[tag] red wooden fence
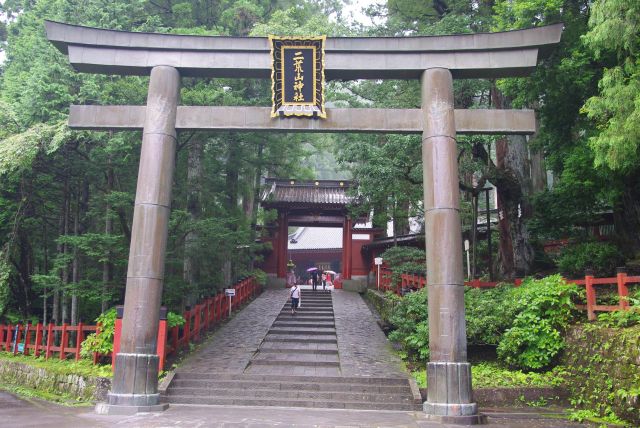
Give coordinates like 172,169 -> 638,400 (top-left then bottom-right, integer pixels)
0,322 -> 97,361
375,266 -> 638,320
0,276 -> 261,371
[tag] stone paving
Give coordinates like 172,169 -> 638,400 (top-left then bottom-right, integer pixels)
0,391 -> 593,427
176,287 -> 409,379
333,290 -> 408,378
177,288 -> 288,374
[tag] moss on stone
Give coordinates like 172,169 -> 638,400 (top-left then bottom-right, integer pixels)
561,324 -> 640,425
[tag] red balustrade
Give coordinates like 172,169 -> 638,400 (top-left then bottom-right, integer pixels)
1,276 -> 262,372
376,267 -> 638,319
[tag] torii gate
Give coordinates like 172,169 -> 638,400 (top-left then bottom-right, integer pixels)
46,21 -> 561,422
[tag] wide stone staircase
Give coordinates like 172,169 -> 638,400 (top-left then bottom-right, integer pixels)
163,290 -> 422,410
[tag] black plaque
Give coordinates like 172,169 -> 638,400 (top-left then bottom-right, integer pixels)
270,36 -> 326,118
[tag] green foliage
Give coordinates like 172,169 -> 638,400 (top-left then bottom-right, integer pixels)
80,308 -> 116,357
464,285 -> 519,346
597,306 -> 640,328
582,0 -> 640,172
0,351 -> 112,378
379,247 -> 426,285
167,311 -> 186,328
386,274 -> 580,370
556,241 -> 625,278
388,288 -> 429,361
497,275 -> 580,370
563,324 -> 640,426
412,361 -> 566,389
81,308 -> 185,357
0,255 -> 11,318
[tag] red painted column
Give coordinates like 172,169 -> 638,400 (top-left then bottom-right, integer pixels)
342,217 -> 353,280
277,211 -> 288,279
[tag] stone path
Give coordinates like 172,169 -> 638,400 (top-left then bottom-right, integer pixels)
177,289 -> 287,374
334,290 -> 407,378
175,287 -> 409,379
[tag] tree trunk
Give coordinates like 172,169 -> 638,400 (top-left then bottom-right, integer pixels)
70,189 -> 80,325
530,115 -> 547,193
184,138 -> 204,303
492,85 -> 535,279
101,162 -> 114,313
61,182 -> 70,324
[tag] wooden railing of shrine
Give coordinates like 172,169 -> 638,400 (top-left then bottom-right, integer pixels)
375,266 -> 638,321
0,276 -> 261,371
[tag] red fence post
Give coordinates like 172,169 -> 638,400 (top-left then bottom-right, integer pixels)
59,323 -> 68,360
617,267 -> 630,310
34,322 -> 43,357
184,307 -> 191,346
156,306 -> 168,372
585,270 -> 596,321
45,323 -> 54,359
74,322 -> 83,361
23,323 -> 31,356
112,306 -> 123,371
194,305 -> 201,341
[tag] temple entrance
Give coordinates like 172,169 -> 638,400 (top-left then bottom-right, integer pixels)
45,20 -> 562,421
259,179 -> 376,291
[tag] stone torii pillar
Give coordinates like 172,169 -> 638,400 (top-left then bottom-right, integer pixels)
421,68 -> 482,423
100,65 -> 180,413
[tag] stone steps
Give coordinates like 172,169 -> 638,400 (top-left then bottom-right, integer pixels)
273,321 -> 335,328
163,395 -> 420,411
257,347 -> 338,355
165,387 -> 415,403
173,373 -> 411,385
263,336 -> 337,344
163,290 -> 422,411
168,378 -> 413,393
268,328 -> 336,335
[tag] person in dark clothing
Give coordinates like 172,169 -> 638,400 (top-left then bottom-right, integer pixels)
311,269 -> 319,291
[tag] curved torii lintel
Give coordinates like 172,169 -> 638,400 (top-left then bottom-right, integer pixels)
45,20 -> 563,79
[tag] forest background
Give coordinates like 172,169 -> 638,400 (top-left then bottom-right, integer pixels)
0,0 -> 638,326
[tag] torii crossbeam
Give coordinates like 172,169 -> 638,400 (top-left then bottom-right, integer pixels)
46,20 -> 562,423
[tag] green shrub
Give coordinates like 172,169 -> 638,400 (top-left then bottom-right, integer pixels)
388,288 -> 429,361
380,247 -> 426,285
497,275 -> 580,370
556,241 -> 624,278
465,284 -> 519,346
81,308 -> 186,358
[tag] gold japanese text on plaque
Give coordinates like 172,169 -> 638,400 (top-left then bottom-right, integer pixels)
269,36 -> 326,118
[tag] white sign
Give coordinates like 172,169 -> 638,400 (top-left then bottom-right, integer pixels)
374,257 -> 383,265
224,289 -> 236,297
352,233 -> 370,240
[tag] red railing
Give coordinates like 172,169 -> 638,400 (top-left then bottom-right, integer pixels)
1,276 -> 261,372
0,322 -> 97,361
375,267 -> 638,320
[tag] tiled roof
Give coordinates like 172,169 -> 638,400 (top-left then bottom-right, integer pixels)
288,227 -> 342,250
261,179 -> 354,207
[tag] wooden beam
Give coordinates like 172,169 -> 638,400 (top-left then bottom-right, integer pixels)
69,106 -> 536,135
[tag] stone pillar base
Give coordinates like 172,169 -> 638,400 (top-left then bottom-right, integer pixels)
422,413 -> 487,425
109,353 -> 160,406
95,402 -> 168,415
424,362 -> 482,422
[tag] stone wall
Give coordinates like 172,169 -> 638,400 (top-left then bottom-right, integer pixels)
363,289 -> 397,327
561,324 -> 640,425
0,359 -> 110,402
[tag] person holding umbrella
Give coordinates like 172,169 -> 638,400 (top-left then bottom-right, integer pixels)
312,268 -> 320,292
323,270 -> 336,292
